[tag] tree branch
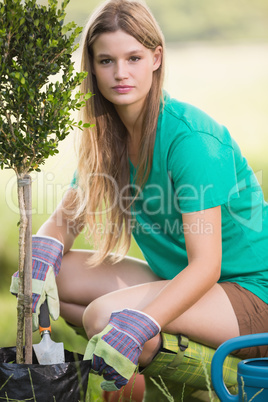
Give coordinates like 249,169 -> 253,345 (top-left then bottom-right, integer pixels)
5,111 -> 17,142
50,47 -> 67,65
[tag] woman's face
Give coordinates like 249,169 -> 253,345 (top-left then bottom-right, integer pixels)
92,29 -> 162,114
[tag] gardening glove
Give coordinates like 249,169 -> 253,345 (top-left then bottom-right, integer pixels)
10,235 -> 63,331
83,308 -> 160,392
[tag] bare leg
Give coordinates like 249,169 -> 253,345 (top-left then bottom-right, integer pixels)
82,281 -> 240,366
56,249 -> 161,326
57,249 -> 239,366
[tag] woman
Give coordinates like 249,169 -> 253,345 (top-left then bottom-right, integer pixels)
11,0 -> 268,392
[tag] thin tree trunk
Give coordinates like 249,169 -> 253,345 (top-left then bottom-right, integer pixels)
16,174 -> 31,364
24,175 -> 32,364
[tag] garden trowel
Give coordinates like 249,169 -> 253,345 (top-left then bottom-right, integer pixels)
33,300 -> 65,365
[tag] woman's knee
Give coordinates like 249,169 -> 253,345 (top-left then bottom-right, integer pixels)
82,297 -> 111,339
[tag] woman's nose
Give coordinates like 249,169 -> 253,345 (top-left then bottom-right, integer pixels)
114,60 -> 129,80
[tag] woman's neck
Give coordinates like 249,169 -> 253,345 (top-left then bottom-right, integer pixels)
114,103 -> 143,142
114,104 -> 144,167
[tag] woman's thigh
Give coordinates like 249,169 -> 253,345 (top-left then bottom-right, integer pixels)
83,280 -> 239,350
56,249 -> 161,306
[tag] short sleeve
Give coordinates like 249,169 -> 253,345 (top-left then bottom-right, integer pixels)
168,132 -> 239,213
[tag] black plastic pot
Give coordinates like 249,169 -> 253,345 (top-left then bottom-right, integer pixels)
0,347 -> 90,401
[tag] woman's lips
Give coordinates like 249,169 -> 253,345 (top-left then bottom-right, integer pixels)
112,85 -> 134,94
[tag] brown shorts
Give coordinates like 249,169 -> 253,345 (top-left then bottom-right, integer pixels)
220,282 -> 268,359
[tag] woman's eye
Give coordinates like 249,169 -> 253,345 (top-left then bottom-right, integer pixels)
129,56 -> 141,62
100,59 -> 112,65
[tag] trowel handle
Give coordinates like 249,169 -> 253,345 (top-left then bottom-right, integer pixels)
39,300 -> 51,334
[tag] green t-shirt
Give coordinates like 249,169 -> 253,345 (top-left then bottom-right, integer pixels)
71,92 -> 268,303
129,93 -> 268,303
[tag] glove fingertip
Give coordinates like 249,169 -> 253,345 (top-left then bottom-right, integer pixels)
50,312 -> 59,321
100,380 -> 120,392
46,299 -> 59,322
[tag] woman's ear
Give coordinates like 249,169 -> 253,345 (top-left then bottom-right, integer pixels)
152,46 -> 162,71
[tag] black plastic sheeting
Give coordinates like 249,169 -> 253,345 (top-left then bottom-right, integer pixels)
0,347 -> 90,401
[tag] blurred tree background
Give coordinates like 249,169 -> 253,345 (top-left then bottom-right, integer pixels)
0,0 -> 268,367
48,0 -> 268,43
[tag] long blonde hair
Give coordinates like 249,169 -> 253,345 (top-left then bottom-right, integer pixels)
75,0 -> 165,266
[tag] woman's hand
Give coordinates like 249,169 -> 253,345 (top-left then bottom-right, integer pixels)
83,309 -> 160,391
10,236 -> 63,331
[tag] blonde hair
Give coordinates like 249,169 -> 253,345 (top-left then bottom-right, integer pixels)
75,0 -> 165,266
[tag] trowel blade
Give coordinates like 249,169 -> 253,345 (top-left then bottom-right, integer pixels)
33,332 -> 65,365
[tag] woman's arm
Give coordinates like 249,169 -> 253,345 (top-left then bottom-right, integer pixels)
142,205 -> 222,328
37,187 -> 84,254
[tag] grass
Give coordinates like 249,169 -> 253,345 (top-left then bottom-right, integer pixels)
150,376 -> 177,401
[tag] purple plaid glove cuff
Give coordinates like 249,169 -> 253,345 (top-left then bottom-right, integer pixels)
108,309 -> 160,356
12,236 -> 63,281
32,235 -> 63,277
102,309 -> 160,366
